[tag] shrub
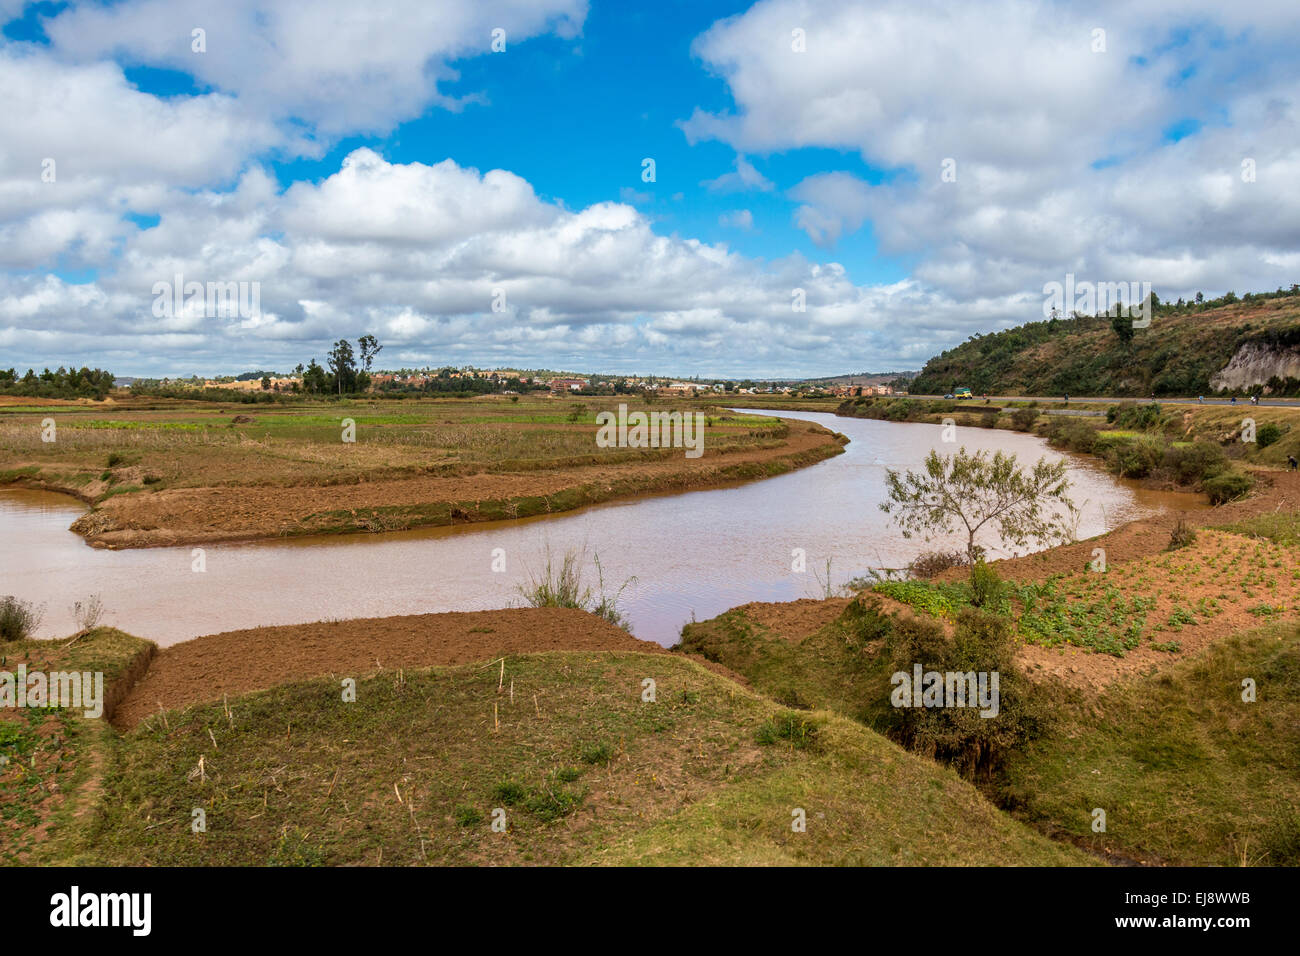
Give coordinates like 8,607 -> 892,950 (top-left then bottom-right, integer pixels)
1009,407 -> 1039,431
519,548 -> 586,609
105,452 -> 127,468
878,608 -> 1042,778
1163,441 -> 1229,486
1167,517 -> 1197,550
907,550 -> 968,579
1105,435 -> 1164,478
837,595 -> 894,646
1257,422 -> 1284,448
882,399 -> 917,421
70,594 -> 105,633
1204,469 -> 1254,505
517,546 -> 635,631
0,596 -> 42,643
968,559 -> 1004,609
1048,419 -> 1097,454
1109,402 -> 1166,430
872,580 -> 955,617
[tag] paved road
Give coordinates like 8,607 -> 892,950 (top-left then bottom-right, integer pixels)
911,394 -> 1300,408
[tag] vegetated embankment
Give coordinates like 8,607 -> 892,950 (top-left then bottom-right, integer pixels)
0,395 -> 847,549
3,613 -> 1090,867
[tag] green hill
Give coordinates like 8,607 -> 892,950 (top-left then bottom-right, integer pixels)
910,288 -> 1300,397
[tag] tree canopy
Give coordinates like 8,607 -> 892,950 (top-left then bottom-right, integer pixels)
880,447 -> 1077,563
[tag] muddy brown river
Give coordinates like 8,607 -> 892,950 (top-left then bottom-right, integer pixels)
0,409 -> 1203,646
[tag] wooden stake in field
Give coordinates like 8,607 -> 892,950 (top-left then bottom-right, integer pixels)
493,702 -> 499,733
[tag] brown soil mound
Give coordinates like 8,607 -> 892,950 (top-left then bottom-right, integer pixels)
113,607 -> 660,730
727,597 -> 853,641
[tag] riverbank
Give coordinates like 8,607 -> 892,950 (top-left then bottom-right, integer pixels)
666,422 -> 1300,867
835,394 -> 1300,497
0,395 -> 846,549
676,461 -> 1300,693
3,623 -> 1089,867
676,470 -> 1300,865
7,442 -> 1296,867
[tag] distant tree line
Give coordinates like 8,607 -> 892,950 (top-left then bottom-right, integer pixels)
375,367 -> 547,396
0,366 -> 115,399
295,334 -> 384,395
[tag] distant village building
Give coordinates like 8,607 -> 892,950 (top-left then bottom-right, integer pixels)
203,376 -> 299,392
548,378 -> 588,393
827,382 -> 894,398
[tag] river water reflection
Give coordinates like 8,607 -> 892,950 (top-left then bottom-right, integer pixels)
0,409 -> 1202,646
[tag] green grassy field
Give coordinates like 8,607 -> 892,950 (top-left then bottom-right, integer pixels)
3,633 -> 1088,866
0,395 -> 792,502
1002,622 -> 1300,865
0,629 -> 154,865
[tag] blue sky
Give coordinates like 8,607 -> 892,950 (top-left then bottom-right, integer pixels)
101,1 -> 907,286
1,0 -> 1298,378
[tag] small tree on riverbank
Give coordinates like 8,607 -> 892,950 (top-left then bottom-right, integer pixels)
880,447 -> 1077,566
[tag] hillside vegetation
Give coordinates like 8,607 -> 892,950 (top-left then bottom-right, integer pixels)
679,600 -> 1300,866
911,288 -> 1300,397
